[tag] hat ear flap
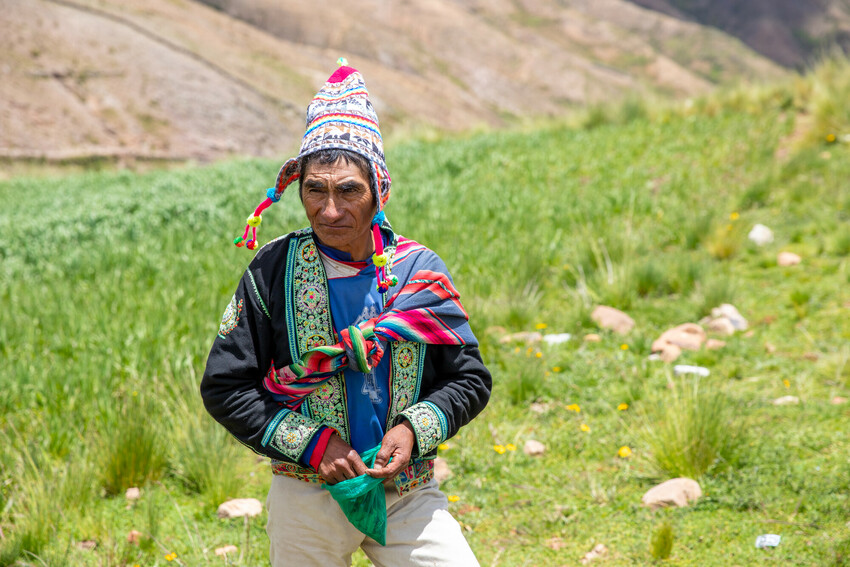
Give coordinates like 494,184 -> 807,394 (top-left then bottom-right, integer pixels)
274,157 -> 301,199
379,176 -> 391,207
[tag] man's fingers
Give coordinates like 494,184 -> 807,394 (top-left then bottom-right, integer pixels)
372,441 -> 396,469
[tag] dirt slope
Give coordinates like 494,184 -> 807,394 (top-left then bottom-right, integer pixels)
0,0 -> 787,164
627,0 -> 850,68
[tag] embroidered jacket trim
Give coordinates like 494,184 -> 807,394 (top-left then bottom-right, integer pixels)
398,401 -> 448,457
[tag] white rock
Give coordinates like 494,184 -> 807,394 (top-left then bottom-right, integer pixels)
215,545 -> 238,556
673,365 -> 710,377
748,224 -> 774,246
777,251 -> 802,266
217,498 -> 263,519
543,333 -> 572,345
705,339 -> 726,350
710,304 -> 748,331
125,487 -> 141,501
584,333 -> 602,343
523,440 -> 546,457
591,306 -> 635,334
772,395 -> 800,406
642,478 -> 702,509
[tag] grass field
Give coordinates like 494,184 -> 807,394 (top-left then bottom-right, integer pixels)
1,59 -> 849,566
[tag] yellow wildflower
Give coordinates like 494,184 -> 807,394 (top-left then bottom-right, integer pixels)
438,443 -> 450,451
783,379 -> 790,389
620,344 -> 629,350
580,423 -> 590,432
506,443 -> 517,451
826,133 -> 837,143
493,445 -> 506,454
617,446 -> 632,458
730,212 -> 740,221
536,323 -> 548,330
617,403 -> 629,411
448,495 -> 460,503
552,366 -> 562,372
535,351 -> 542,358
566,403 -> 580,413
514,346 -> 520,354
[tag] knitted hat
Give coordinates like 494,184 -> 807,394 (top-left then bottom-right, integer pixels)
235,59 -> 398,292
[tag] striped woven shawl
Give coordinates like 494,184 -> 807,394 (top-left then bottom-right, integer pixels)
264,269 -> 476,410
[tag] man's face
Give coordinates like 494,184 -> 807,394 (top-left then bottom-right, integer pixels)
301,158 -> 376,260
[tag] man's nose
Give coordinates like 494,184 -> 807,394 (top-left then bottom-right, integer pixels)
321,195 -> 344,221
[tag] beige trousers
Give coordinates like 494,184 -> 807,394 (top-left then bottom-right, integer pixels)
266,474 -> 480,567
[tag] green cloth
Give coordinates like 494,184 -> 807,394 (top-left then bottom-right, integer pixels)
322,445 -> 389,545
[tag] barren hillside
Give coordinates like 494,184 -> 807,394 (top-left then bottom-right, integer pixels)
0,0 -> 787,165
627,0 -> 850,68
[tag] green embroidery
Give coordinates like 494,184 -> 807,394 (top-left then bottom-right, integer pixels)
247,270 -> 270,319
267,411 -> 321,461
218,295 -> 243,338
304,376 -> 349,442
401,401 -> 448,456
286,233 -> 350,442
388,342 -> 424,421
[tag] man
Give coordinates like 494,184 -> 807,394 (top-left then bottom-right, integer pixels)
201,61 -> 492,567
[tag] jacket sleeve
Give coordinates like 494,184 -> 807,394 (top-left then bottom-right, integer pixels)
200,257 -> 327,465
395,344 -> 492,457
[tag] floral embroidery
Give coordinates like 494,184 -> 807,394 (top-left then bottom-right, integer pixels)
268,411 -> 321,461
400,401 -> 447,457
305,375 -> 350,443
218,295 -> 243,338
270,460 -> 323,483
393,458 -> 434,495
388,342 -> 424,419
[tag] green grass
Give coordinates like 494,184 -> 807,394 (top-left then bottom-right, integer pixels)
1,60 -> 850,565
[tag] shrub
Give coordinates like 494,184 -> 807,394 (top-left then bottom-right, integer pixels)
99,397 -> 168,496
650,520 -> 674,560
634,376 -> 741,478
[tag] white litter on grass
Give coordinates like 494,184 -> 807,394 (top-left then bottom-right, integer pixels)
673,365 -> 710,377
755,534 -> 781,548
748,224 -> 774,246
543,333 -> 572,345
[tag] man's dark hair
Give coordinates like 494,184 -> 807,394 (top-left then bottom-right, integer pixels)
299,148 -> 374,199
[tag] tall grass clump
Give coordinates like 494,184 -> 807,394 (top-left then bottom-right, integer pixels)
172,410 -> 247,509
650,520 -> 674,561
0,434 -> 97,565
696,274 -> 737,317
804,55 -> 850,145
99,396 -> 168,496
634,376 -> 741,478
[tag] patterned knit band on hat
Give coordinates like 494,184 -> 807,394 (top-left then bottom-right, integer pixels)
235,59 -> 397,292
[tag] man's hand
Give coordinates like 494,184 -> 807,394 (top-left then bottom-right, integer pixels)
366,421 -> 415,480
318,434 -> 368,485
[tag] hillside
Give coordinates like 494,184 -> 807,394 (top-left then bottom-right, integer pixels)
0,0 -> 786,167
628,0 -> 850,68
